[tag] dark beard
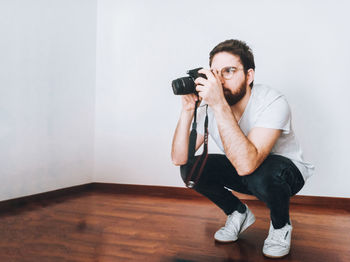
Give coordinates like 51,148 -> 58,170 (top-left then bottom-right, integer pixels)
223,79 -> 247,106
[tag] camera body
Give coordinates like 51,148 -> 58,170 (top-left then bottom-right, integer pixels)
172,67 -> 207,95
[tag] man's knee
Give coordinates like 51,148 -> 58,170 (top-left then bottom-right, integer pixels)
179,154 -> 224,184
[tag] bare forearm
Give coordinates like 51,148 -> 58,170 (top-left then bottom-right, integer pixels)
171,110 -> 194,165
213,104 -> 258,175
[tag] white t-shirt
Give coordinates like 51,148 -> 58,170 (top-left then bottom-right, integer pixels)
196,84 -> 314,182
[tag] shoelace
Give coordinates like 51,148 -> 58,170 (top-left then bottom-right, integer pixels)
265,227 -> 290,248
223,212 -> 245,235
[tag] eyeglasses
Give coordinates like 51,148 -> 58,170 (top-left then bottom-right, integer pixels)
215,66 -> 243,80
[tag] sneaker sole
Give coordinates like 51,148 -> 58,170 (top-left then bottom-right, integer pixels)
263,251 -> 290,259
215,210 -> 256,243
215,237 -> 239,243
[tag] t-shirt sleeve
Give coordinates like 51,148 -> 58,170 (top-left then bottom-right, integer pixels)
254,95 -> 291,134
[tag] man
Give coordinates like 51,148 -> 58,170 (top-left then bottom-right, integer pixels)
171,39 -> 314,258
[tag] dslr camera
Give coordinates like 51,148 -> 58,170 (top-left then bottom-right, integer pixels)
172,67 -> 207,95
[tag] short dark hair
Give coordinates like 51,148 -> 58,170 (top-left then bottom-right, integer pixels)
209,39 -> 255,87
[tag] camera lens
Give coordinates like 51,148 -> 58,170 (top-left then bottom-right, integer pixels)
172,77 -> 196,95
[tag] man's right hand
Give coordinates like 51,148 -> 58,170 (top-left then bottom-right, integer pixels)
172,93 -> 204,166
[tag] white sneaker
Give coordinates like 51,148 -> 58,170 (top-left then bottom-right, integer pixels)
214,204 -> 255,242
263,221 -> 292,258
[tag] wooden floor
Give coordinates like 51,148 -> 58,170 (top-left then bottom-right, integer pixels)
0,189 -> 349,262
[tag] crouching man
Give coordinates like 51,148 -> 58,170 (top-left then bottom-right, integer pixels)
171,39 -> 314,258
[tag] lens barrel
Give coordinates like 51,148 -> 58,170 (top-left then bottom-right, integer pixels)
171,77 -> 196,95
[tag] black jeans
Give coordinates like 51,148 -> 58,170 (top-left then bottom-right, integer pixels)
183,154 -> 305,229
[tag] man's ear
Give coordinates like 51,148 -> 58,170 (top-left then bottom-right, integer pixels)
247,69 -> 255,86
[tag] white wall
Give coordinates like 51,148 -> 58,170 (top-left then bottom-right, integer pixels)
0,0 -> 97,201
1,0 -> 349,201
95,0 -> 350,197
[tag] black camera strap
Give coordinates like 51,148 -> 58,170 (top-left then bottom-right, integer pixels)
180,101 -> 209,188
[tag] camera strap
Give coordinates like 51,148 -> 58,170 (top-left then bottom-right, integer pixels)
180,101 -> 209,188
